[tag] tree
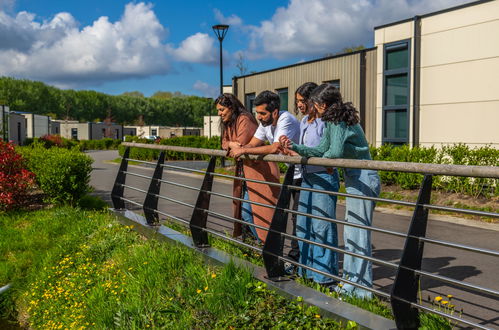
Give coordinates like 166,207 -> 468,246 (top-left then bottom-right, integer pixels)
121,91 -> 144,98
151,91 -> 173,100
235,52 -> 248,76
324,45 -> 366,58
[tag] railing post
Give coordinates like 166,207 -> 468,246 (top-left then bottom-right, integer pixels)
190,156 -> 217,247
111,147 -> 130,209
263,164 -> 295,280
391,174 -> 433,329
143,151 -> 165,225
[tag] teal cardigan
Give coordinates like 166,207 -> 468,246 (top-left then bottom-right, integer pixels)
291,122 -> 372,160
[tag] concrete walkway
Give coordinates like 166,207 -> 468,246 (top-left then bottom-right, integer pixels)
88,150 -> 499,328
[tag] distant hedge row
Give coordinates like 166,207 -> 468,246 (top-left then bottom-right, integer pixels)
25,136 -> 121,151
120,137 -> 498,197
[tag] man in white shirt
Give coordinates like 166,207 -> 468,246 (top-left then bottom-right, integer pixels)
229,90 -> 300,158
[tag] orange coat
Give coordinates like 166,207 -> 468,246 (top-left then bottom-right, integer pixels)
222,112 -> 281,242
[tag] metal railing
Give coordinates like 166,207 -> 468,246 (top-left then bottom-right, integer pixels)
112,142 -> 499,329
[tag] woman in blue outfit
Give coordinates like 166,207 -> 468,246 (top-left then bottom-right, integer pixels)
280,83 -> 381,299
282,82 -> 340,287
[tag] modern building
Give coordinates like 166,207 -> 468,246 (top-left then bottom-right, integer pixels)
232,48 -> 378,144
21,113 -> 50,138
374,0 -> 498,148
231,0 -> 498,148
0,106 -> 26,145
203,116 -> 221,138
124,125 -> 161,139
57,121 -> 123,140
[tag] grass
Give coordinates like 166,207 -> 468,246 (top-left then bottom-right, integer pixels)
0,207 -> 345,329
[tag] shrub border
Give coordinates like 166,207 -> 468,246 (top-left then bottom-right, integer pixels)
111,208 -> 396,329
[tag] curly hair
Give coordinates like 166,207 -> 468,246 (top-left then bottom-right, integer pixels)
294,82 -> 318,115
254,90 -> 280,113
310,83 -> 359,126
214,93 -> 250,127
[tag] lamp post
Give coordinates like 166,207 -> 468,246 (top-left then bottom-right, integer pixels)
212,24 -> 229,166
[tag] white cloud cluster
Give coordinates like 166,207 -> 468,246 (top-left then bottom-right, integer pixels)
214,8 -> 243,27
0,2 -> 217,87
193,80 -> 218,98
247,0 -> 474,59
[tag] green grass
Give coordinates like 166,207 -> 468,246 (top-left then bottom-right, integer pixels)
0,207 -> 344,329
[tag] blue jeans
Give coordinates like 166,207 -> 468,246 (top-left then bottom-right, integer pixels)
341,168 -> 381,299
241,185 -> 260,242
296,170 -> 339,284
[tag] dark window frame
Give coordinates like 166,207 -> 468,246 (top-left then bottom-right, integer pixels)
276,87 -> 289,111
323,79 -> 341,91
245,93 -> 256,115
382,39 -> 411,145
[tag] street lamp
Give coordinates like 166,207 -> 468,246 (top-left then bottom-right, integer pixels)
212,24 -> 229,95
212,24 -> 229,166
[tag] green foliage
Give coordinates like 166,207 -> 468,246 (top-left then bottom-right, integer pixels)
0,77 -> 216,126
118,135 -> 221,162
18,145 -> 93,205
371,144 -> 498,197
0,207 -> 343,329
25,136 -> 120,151
77,195 -> 108,210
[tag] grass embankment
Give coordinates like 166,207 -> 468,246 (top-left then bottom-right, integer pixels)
0,207 -> 344,329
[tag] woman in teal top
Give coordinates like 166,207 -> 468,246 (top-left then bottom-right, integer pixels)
280,83 -> 380,299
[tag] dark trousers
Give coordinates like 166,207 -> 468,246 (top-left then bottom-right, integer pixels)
288,178 -> 302,262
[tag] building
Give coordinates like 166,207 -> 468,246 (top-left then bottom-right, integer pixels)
57,121 -> 123,140
232,48 -> 378,144
0,106 -> 26,145
374,0 -> 498,148
20,113 -> 50,138
124,125 -> 161,139
231,0 -> 498,148
203,116 -> 221,138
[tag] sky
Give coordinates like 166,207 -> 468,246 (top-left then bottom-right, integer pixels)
0,0 -> 474,98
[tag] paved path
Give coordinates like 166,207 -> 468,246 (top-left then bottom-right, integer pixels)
88,150 -> 499,328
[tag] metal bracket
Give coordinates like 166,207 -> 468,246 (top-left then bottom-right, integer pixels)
263,164 -> 295,280
190,156 -> 217,247
143,151 -> 165,225
111,147 -> 130,209
391,174 -> 433,329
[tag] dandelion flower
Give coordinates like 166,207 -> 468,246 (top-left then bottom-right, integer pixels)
211,273 -> 217,279
315,314 -> 321,318
204,286 -> 208,291
447,294 -> 453,299
435,296 -> 443,302
442,301 -> 448,305
196,289 -> 202,294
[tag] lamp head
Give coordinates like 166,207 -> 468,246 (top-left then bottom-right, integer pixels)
212,24 -> 229,41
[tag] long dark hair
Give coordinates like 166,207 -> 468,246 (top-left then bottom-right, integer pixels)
310,83 -> 359,126
294,82 -> 318,115
214,93 -> 249,127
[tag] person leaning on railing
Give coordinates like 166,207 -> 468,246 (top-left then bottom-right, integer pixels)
216,93 -> 280,244
281,82 -> 341,287
280,83 -> 381,299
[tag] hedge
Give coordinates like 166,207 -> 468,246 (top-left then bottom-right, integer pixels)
25,135 -> 121,151
18,145 -> 93,204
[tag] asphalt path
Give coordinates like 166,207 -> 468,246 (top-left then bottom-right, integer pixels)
88,150 -> 499,328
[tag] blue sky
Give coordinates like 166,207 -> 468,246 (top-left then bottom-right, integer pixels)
0,0 -> 472,97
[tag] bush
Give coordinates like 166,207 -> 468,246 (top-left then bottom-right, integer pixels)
0,140 -> 35,210
77,195 -> 108,210
18,146 -> 93,205
25,136 -> 121,151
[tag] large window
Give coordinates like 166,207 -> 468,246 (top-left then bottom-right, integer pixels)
383,41 -> 410,145
323,79 -> 340,91
245,93 -> 256,114
276,88 -> 288,111
71,128 -> 78,140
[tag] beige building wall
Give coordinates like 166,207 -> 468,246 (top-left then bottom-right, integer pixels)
234,49 -> 377,144
375,1 -> 499,148
418,0 -> 499,148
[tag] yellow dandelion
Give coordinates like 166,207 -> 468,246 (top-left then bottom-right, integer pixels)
447,294 -> 453,299
442,301 -> 448,305
315,314 -> 321,318
434,296 -> 443,302
196,289 -> 202,294
204,286 -> 209,291
449,304 -> 455,308
211,273 -> 217,279
143,262 -> 148,265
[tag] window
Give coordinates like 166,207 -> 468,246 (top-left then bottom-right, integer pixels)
115,129 -> 119,139
151,129 -> 157,136
55,127 -> 59,134
102,128 -> 106,137
71,128 -> 78,140
383,40 -> 410,145
245,93 -> 256,114
276,88 -> 288,111
323,79 -> 340,91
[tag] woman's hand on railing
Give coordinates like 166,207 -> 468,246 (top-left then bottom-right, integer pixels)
227,141 -> 242,150
279,135 -> 292,149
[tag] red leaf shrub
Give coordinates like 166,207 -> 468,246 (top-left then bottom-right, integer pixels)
40,134 -> 64,148
0,139 -> 36,210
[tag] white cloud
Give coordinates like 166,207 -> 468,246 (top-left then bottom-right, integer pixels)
213,8 -> 243,26
0,2 -> 219,87
193,80 -> 218,98
247,0 -> 474,59
168,32 -> 216,64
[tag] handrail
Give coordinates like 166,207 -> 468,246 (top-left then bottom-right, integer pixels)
121,142 -> 499,178
112,145 -> 499,329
